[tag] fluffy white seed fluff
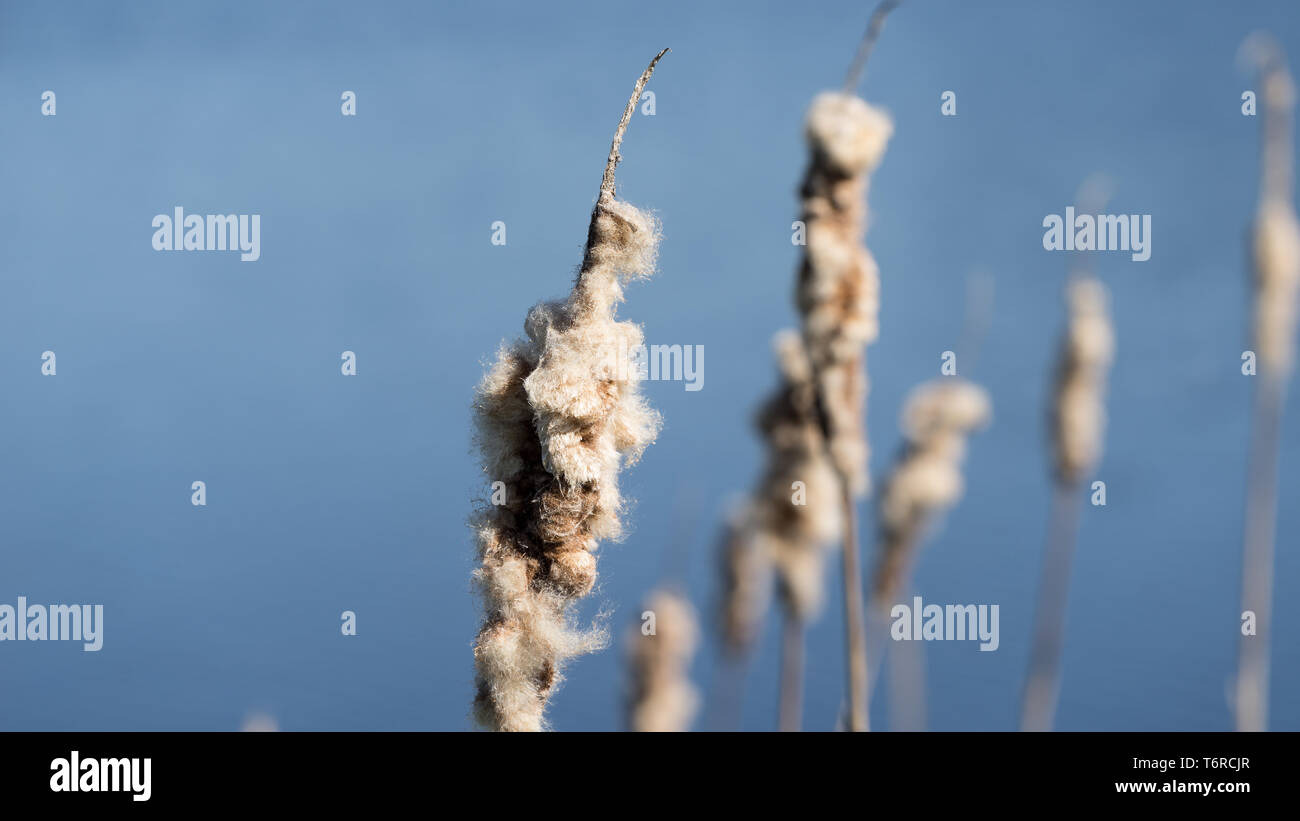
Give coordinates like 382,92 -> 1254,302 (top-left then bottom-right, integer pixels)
1253,200 -> 1300,377
627,589 -> 700,732
797,91 -> 893,497
1050,277 -> 1115,486
874,380 -> 991,604
471,196 -> 661,732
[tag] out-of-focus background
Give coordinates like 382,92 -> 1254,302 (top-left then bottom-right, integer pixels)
0,0 -> 1297,731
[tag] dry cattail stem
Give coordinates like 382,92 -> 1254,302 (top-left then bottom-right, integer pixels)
778,615 -> 806,732
470,50 -> 668,732
628,589 -> 700,732
1021,271 -> 1114,732
709,507 -> 771,730
1237,35 -> 1299,733
843,0 -> 901,93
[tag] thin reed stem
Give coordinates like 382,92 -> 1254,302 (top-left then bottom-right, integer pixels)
1020,482 -> 1083,732
601,48 -> 669,200
888,609 -> 927,731
1234,32 -> 1296,734
844,0 -> 902,93
840,480 -> 870,731
1236,373 -> 1284,731
707,655 -> 749,731
778,616 -> 806,731
864,532 -> 914,714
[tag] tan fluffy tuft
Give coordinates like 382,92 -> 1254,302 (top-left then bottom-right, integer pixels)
627,589 -> 700,732
874,380 -> 991,605
471,194 -> 660,731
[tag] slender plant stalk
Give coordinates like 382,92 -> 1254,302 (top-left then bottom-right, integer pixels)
1236,34 -> 1298,732
839,481 -> 869,730
1020,482 -> 1083,732
844,0 -> 901,92
1019,202 -> 1114,731
778,616 -> 806,731
1236,375 -> 1283,731
887,600 -> 927,731
711,504 -> 771,730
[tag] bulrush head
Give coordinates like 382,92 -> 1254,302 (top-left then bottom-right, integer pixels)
627,589 -> 700,732
754,331 -> 843,623
1050,277 -> 1115,487
796,91 -> 892,496
874,379 -> 991,606
470,50 -> 668,731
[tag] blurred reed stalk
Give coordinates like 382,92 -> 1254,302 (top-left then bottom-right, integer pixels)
627,588 -> 700,732
711,502 -> 773,730
1236,34 -> 1300,733
1020,184 -> 1115,732
469,49 -> 668,731
869,381 -> 992,733
719,332 -> 842,731
870,379 -> 992,620
868,272 -> 994,730
792,0 -> 899,731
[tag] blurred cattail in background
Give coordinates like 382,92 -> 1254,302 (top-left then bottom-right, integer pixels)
469,50 -> 668,732
871,380 -> 992,609
239,712 -> 279,732
1236,33 -> 1299,733
730,331 -> 842,730
627,589 -> 700,732
710,501 -> 772,731
792,0 -> 898,731
1021,190 -> 1115,731
718,503 -> 774,660
870,378 -> 990,730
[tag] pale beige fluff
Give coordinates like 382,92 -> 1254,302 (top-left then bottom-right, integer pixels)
750,331 -> 843,623
470,48 -> 667,732
627,589 -> 700,732
471,195 -> 661,732
874,380 -> 991,604
1050,278 -> 1115,486
796,92 -> 892,496
1253,200 -> 1300,377
719,502 -> 774,655
806,92 -> 892,178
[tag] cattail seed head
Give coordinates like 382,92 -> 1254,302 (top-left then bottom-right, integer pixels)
796,92 -> 892,497
874,379 -> 991,604
1050,277 -> 1114,486
470,52 -> 667,731
1253,192 -> 1300,379
755,331 -> 843,623
627,589 -> 700,732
